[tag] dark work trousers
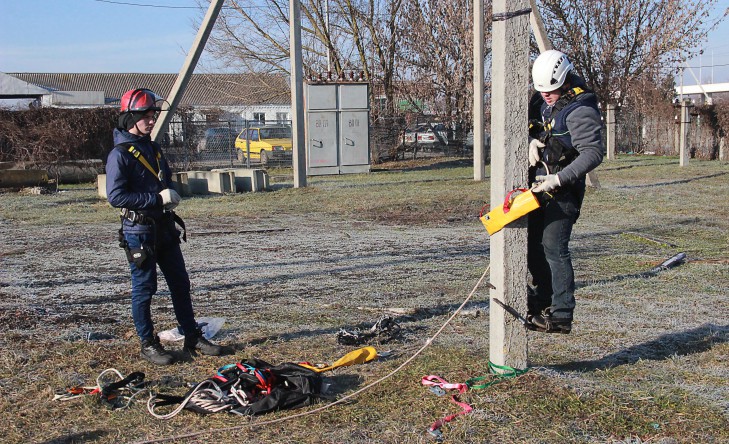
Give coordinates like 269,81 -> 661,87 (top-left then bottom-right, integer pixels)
527,186 -> 583,321
124,224 -> 197,341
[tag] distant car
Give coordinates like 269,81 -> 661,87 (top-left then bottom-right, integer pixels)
235,125 -> 293,164
197,127 -> 237,153
403,123 -> 450,146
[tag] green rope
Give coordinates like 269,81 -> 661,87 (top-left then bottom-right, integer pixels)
465,361 -> 529,390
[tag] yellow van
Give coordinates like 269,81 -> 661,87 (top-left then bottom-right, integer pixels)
235,125 -> 293,164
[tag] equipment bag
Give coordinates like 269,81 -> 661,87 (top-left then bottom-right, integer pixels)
148,358 -> 330,419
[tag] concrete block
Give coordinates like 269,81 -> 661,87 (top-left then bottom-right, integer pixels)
97,174 -> 107,198
212,168 -> 269,192
171,172 -> 190,197
0,169 -> 49,188
186,170 -> 235,195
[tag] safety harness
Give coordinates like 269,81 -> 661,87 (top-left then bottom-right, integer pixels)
538,86 -> 586,174
126,145 -> 164,182
421,361 -> 529,441
116,144 -> 187,261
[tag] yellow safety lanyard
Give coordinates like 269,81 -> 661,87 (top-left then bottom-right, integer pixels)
127,145 -> 164,183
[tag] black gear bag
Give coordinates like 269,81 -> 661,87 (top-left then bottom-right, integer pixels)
148,358 -> 331,419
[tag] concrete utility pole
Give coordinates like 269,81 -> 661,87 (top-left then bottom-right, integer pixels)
152,0 -> 224,143
606,104 -> 616,160
489,0 -> 531,371
529,0 -> 550,52
473,0 -> 485,181
290,0 -> 307,187
679,99 -> 691,167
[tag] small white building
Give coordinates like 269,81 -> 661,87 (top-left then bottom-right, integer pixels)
0,72 -> 292,124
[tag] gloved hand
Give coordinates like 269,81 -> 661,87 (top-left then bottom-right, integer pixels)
532,174 -> 561,193
528,138 -> 545,166
159,188 -> 181,210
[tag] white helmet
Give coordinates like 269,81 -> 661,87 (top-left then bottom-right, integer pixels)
532,50 -> 574,92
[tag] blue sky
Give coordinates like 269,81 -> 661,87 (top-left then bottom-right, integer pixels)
1,0 -> 728,85
0,0 -> 206,73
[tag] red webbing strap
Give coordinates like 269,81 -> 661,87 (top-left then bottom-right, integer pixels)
427,394 -> 473,435
421,375 -> 472,438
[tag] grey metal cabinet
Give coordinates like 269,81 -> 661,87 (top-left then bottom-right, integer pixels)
305,82 -> 370,175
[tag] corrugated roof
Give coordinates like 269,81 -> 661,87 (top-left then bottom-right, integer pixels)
6,73 -> 290,107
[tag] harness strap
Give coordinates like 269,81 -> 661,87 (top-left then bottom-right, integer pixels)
127,145 -> 163,182
427,394 -> 473,440
421,375 -> 468,394
120,208 -> 155,225
53,368 -> 148,410
173,212 -> 187,242
421,375 -> 472,440
545,86 -> 586,128
423,362 -> 529,439
101,371 -> 145,396
465,361 -> 529,390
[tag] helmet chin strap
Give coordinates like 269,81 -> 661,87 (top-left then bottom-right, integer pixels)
130,119 -> 148,136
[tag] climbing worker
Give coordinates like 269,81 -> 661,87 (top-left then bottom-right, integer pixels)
526,50 -> 604,333
106,88 -> 229,364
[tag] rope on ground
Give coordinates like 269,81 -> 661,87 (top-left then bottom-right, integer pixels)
133,264 -> 491,444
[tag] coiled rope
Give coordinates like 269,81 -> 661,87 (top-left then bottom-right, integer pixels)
134,264 -> 491,444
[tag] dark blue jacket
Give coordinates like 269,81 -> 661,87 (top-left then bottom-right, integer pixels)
106,128 -> 174,233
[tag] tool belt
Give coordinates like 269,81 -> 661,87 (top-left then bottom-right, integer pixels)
117,209 -> 187,258
120,208 -> 156,225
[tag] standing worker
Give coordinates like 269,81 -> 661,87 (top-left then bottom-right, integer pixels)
106,88 -> 228,365
526,51 -> 604,333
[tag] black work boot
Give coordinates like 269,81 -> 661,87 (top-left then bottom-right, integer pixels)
141,337 -> 175,365
183,329 -> 227,356
530,309 -> 572,334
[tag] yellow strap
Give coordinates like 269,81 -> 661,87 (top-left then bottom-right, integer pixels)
127,146 -> 161,180
299,346 -> 378,373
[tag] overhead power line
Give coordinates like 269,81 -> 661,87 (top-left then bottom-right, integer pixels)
93,0 -> 201,8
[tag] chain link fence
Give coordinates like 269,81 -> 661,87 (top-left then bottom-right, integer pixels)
162,116 -> 478,173
163,120 -> 295,171
370,116 -> 476,163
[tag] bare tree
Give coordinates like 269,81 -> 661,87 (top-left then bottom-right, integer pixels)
203,0 -> 405,117
398,0 -> 490,129
335,0 -> 404,119
537,0 -> 724,107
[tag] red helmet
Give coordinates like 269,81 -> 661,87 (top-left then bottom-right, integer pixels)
120,88 -> 163,112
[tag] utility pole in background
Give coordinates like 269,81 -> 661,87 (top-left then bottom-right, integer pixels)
473,0 -> 485,181
290,0 -> 307,187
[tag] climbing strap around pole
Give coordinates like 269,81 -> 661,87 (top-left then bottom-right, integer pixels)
465,361 -> 529,390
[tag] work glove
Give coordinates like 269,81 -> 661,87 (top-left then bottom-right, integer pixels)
528,138 -> 545,167
532,174 -> 561,193
159,188 -> 181,210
